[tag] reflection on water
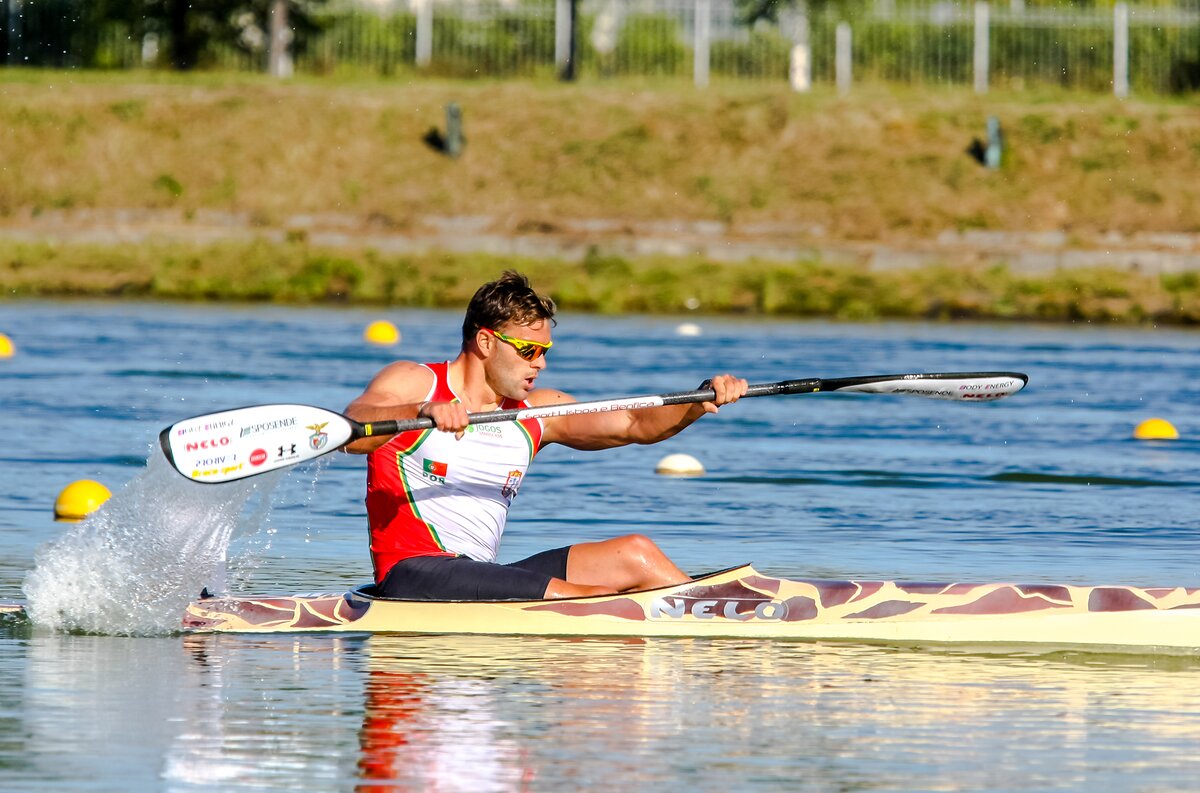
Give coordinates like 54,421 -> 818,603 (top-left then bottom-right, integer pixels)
5,634 -> 194,789
363,637 -> 1200,790
2,634 -> 1173,792
4,620 -> 1200,790
358,663 -> 531,792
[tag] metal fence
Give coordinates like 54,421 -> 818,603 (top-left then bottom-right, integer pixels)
290,0 -> 1200,93
838,2 -> 1200,93
284,0 -> 797,81
3,0 -> 1200,94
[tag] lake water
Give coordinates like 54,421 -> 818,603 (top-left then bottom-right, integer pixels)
2,300 -> 1200,791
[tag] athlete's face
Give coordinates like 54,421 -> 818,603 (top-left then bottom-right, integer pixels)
483,319 -> 551,400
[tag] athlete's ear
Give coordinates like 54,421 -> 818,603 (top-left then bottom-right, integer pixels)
475,327 -> 493,356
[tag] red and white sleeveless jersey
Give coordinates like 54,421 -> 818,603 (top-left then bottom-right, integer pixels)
366,362 -> 544,583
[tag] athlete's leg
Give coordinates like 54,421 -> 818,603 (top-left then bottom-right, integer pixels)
564,534 -> 690,592
542,579 -> 616,598
509,538 -> 689,598
381,555 -> 561,601
505,547 -> 618,599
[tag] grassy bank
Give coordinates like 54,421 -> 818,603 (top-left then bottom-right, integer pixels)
2,70 -> 1198,240
4,239 -> 1199,324
3,70 -> 1199,323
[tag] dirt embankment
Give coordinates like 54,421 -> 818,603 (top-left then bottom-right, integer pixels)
2,74 -> 1198,263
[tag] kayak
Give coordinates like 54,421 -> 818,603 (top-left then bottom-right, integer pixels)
177,564 -> 1200,651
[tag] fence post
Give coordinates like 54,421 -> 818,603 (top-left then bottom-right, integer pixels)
694,0 -> 711,88
835,22 -> 852,95
973,1 -> 989,94
1113,2 -> 1130,98
555,0 -> 571,75
268,0 -> 293,78
415,0 -> 433,68
789,12 -> 811,92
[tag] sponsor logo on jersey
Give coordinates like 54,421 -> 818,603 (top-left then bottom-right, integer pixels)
501,469 -> 523,500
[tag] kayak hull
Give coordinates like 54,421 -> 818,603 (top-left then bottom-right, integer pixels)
180,565 -> 1200,651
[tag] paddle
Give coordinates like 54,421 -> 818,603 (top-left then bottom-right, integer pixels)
161,371 -> 1028,484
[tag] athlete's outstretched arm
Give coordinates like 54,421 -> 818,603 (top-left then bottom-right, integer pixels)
537,374 -> 747,451
342,361 -> 436,454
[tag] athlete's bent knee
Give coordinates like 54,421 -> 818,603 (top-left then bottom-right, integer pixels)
617,533 -> 663,561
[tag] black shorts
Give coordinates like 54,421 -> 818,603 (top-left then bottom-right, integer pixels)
376,546 -> 571,601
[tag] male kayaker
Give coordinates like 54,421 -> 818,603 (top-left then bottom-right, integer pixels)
344,271 -> 747,601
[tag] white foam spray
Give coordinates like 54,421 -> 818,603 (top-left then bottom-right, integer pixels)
23,453 -> 280,636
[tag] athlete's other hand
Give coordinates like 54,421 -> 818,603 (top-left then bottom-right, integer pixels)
700,374 -> 748,414
419,401 -> 469,439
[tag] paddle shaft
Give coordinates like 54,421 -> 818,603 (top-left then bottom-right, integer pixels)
351,372 -> 1026,439
353,378 -> 807,438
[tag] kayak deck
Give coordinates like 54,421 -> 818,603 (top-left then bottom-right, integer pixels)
0,602 -> 25,619
181,565 -> 1200,650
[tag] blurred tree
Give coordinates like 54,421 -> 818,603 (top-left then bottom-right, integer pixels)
737,0 -> 795,24
2,0 -> 106,66
734,0 -> 845,25
97,0 -> 329,70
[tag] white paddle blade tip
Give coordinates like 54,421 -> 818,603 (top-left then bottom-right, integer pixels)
162,405 -> 355,483
839,373 -> 1028,401
948,373 -> 1028,401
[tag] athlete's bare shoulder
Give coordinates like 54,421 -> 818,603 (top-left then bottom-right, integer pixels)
371,359 -> 432,385
348,360 -> 436,412
525,387 -> 574,408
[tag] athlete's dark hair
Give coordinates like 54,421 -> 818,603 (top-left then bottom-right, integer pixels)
462,271 -> 556,349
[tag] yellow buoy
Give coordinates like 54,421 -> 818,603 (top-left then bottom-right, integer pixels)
1133,418 -> 1179,441
675,322 -> 703,337
0,333 -> 14,358
54,479 -> 112,522
364,320 -> 401,346
655,453 -> 705,477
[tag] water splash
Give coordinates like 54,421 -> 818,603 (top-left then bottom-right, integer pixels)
23,454 -> 279,636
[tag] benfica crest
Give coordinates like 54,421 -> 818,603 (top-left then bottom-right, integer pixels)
307,422 -> 329,451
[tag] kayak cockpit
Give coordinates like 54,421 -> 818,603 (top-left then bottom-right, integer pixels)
344,564 -> 759,605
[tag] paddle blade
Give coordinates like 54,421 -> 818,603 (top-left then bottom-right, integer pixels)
832,372 -> 1028,401
160,404 -> 356,484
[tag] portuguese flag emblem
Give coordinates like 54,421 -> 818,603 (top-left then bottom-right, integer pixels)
424,459 -> 448,477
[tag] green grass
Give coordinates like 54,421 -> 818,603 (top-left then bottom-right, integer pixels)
2,70 -> 1198,236
3,239 -> 1199,325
